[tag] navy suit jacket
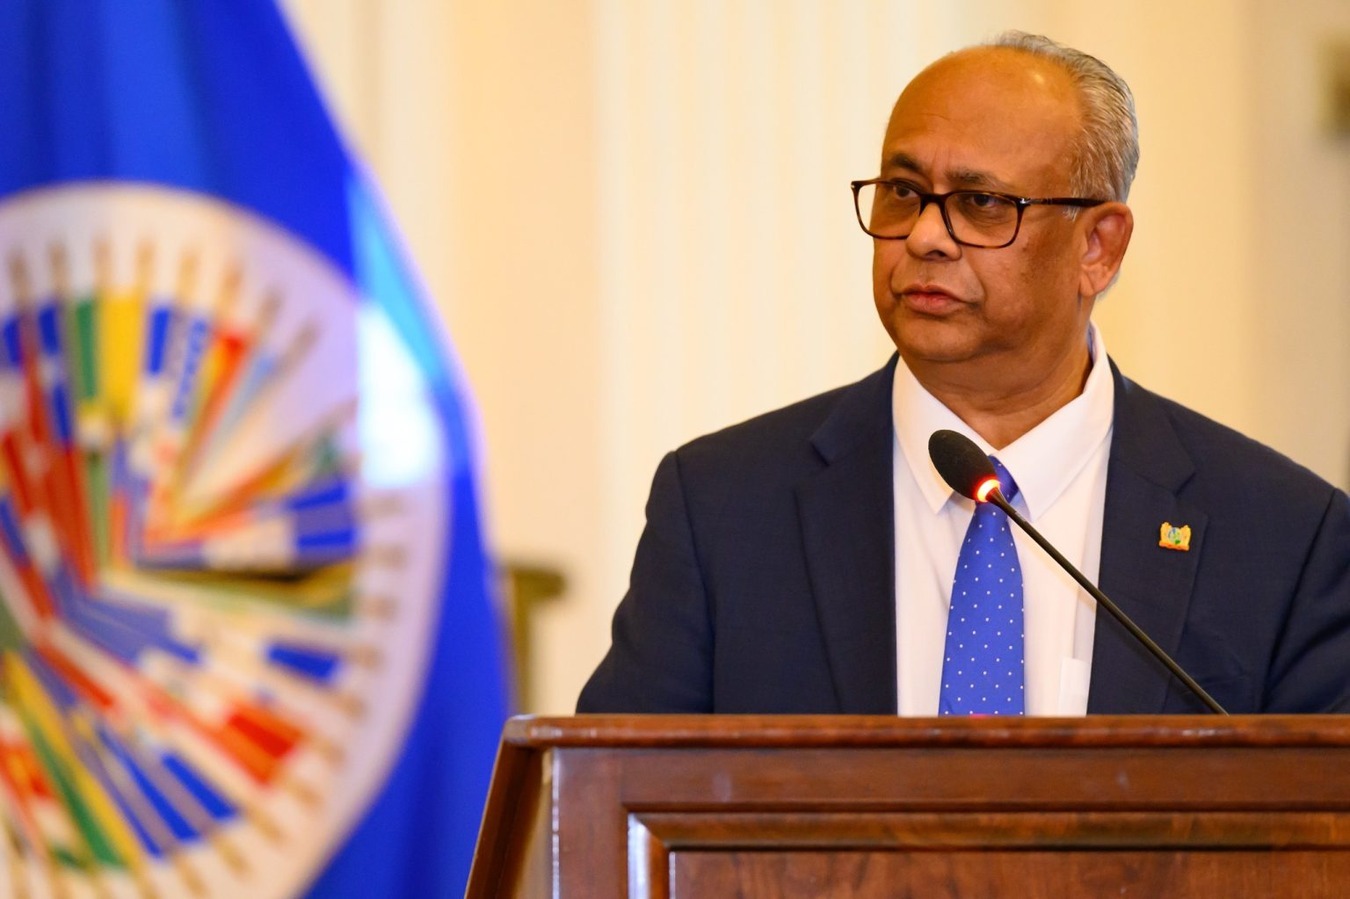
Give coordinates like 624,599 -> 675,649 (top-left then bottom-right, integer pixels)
577,357 -> 1350,714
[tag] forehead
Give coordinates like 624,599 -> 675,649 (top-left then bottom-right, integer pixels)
881,48 -> 1081,190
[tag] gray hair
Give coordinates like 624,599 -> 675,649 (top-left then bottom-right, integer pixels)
986,32 -> 1139,202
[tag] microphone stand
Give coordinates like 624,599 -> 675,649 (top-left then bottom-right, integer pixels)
986,488 -> 1229,716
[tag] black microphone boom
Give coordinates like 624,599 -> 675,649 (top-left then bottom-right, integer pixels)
927,429 -> 1228,715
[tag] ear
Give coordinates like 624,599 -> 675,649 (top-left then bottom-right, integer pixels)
1078,202 -> 1133,298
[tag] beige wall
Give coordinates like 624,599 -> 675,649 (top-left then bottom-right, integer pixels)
281,0 -> 1350,714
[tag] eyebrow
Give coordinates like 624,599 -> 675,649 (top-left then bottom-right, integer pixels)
883,152 -> 1011,192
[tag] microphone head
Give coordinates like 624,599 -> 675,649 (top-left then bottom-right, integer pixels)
928,429 -> 999,502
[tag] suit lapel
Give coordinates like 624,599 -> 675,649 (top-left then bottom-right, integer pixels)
796,358 -> 897,714
1089,364 -> 1207,713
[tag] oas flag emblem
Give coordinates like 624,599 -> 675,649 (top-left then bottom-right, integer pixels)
0,184 -> 445,898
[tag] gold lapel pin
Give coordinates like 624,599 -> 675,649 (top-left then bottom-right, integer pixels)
1159,522 -> 1192,552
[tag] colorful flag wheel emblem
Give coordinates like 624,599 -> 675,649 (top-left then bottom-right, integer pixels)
0,184 -> 446,898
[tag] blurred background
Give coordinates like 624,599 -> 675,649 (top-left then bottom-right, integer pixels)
281,0 -> 1350,716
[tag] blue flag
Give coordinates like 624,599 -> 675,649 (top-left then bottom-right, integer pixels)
0,1 -> 509,896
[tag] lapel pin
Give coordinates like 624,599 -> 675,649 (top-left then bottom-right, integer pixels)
1158,522 -> 1192,552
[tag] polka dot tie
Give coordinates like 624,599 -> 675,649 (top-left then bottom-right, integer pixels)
938,456 -> 1024,716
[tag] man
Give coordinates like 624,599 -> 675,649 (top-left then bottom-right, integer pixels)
577,33 -> 1350,715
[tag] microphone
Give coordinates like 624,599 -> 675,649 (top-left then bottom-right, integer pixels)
927,429 -> 1228,715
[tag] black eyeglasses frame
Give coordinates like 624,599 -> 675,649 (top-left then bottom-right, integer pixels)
850,178 -> 1108,249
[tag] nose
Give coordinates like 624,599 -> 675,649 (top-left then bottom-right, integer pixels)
906,196 -> 960,258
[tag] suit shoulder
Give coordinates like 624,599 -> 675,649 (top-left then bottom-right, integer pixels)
681,384 -> 848,455
672,360 -> 894,478
1121,376 -> 1340,506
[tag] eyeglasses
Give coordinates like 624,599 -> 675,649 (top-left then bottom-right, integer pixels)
851,179 -> 1106,249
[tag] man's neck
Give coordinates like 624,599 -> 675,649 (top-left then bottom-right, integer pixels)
908,347 -> 1093,450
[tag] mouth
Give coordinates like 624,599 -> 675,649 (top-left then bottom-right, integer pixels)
898,284 -> 965,315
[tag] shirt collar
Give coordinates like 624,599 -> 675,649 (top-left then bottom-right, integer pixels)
894,322 -> 1115,520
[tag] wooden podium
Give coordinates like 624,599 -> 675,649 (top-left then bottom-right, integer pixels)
468,715 -> 1350,897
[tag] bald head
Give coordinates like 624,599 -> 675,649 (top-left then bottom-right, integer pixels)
907,45 -> 1081,119
881,47 -> 1085,203
892,34 -> 1139,203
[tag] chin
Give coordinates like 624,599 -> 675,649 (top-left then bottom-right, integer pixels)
897,344 -> 983,370
888,316 -> 982,367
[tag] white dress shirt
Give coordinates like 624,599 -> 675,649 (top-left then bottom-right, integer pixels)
892,325 -> 1114,716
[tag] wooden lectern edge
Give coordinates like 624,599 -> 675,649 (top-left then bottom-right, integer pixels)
472,715 -> 1350,897
501,713 -> 1350,749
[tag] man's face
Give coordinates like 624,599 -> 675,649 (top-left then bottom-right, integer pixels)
872,49 -> 1102,392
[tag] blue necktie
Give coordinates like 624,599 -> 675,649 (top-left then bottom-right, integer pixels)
939,456 -> 1024,716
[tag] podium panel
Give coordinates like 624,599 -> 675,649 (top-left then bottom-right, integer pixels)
469,716 -> 1350,898
670,849 -> 1349,897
